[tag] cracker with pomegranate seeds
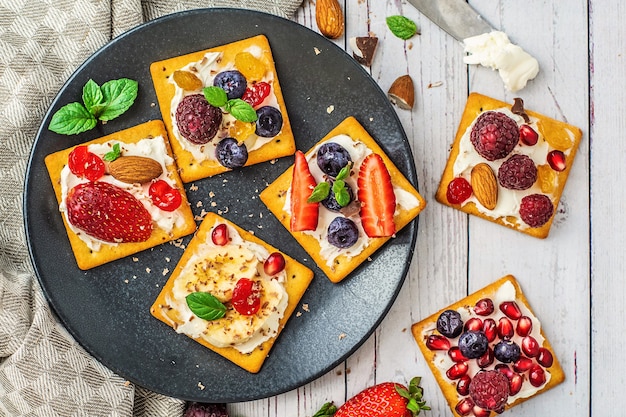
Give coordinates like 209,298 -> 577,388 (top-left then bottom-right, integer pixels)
44,120 -> 196,270
150,211 -> 314,373
150,34 -> 295,182
436,93 -> 582,239
260,116 -> 426,283
411,275 -> 565,417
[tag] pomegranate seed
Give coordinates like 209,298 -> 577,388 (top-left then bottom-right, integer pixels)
472,405 -> 492,417
497,317 -> 514,339
264,252 -> 286,276
529,364 -> 547,387
495,364 -> 513,379
446,177 -> 473,204
449,346 -> 468,362
513,356 -> 534,372
520,124 -> 539,146
456,374 -> 471,396
537,347 -> 554,367
455,398 -> 474,416
446,362 -> 469,380
547,150 -> 567,171
211,223 -> 229,245
509,372 -> 524,395
425,334 -> 450,351
464,317 -> 483,332
516,316 -> 533,337
477,347 -> 494,368
474,298 -> 495,316
483,318 -> 497,342
522,336 -> 540,357
499,301 -> 522,320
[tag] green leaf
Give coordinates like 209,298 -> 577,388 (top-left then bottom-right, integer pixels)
335,163 -> 351,181
186,292 -> 227,321
308,181 -> 331,203
386,15 -> 419,40
82,79 -> 105,116
48,102 -> 97,135
332,180 -> 351,207
103,143 -> 121,162
98,78 -> 138,121
203,86 -> 228,107
226,99 -> 258,122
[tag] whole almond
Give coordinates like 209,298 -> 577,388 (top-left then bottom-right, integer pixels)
471,163 -> 498,210
109,156 -> 163,184
316,0 -> 344,39
388,75 -> 415,110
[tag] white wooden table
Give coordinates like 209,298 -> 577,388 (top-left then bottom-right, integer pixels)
230,0 -> 617,415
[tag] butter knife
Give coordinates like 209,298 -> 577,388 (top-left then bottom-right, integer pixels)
407,0 -> 493,42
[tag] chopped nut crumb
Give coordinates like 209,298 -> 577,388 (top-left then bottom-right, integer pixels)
145,267 -> 151,273
209,191 -> 215,198
314,47 -> 321,55
132,257 -> 139,262
302,303 -> 309,312
327,105 -> 335,114
339,333 -> 346,340
296,311 -> 302,317
162,268 -> 169,276
189,184 -> 198,191
197,382 -> 205,390
428,81 -> 444,88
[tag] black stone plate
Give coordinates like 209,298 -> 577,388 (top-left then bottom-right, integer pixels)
24,8 -> 420,403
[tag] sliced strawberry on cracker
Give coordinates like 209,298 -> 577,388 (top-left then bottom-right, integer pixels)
290,150 -> 319,232
357,153 -> 397,237
66,181 -> 153,243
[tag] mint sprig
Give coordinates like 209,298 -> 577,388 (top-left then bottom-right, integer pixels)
49,78 -> 138,135
386,15 -> 419,40
203,86 -> 258,122
308,163 -> 352,206
103,143 -> 121,162
186,292 -> 227,321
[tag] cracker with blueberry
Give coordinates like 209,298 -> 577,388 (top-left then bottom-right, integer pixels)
260,116 -> 426,283
436,93 -> 582,238
150,35 -> 296,182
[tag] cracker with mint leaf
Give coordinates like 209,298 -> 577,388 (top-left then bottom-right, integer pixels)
203,86 -> 257,122
186,292 -> 227,321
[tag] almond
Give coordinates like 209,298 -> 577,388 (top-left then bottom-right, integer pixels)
109,156 -> 163,184
388,75 -> 415,110
471,163 -> 498,210
316,0 -> 344,39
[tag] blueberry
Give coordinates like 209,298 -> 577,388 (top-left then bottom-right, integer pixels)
493,340 -> 521,363
436,310 -> 464,338
213,70 -> 247,99
255,106 -> 283,137
316,142 -> 352,177
327,217 -> 359,248
321,180 -> 354,212
175,94 -> 222,144
458,330 -> 489,359
215,137 -> 248,169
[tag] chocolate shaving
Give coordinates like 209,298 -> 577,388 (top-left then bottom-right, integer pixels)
350,36 -> 378,67
511,97 -> 530,123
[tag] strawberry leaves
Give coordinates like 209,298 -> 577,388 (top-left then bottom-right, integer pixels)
396,377 -> 431,415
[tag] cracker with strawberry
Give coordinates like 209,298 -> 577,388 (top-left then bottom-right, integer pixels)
260,116 -> 426,283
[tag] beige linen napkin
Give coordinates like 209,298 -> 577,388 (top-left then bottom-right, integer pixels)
0,0 -> 303,415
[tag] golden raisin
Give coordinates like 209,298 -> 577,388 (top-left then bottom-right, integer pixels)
537,164 -> 557,194
538,120 -> 573,150
229,119 -> 256,144
172,70 -> 203,91
234,52 -> 267,82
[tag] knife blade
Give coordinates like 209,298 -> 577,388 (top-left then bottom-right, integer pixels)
407,0 -> 494,42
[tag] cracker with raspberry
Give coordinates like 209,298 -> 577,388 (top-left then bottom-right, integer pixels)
150,35 -> 296,182
411,275 -> 565,417
436,93 -> 582,238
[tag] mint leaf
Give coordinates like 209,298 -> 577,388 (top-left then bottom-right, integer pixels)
103,143 -> 121,162
226,99 -> 258,122
186,292 -> 227,321
82,79 -> 105,116
386,15 -> 419,40
203,86 -> 228,107
336,163 -> 351,181
332,180 -> 351,207
98,78 -> 138,121
48,102 -> 97,135
308,181 -> 331,203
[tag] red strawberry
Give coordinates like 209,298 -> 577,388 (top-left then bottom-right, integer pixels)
314,377 -> 430,417
357,153 -> 397,237
66,181 -> 153,243
290,150 -> 319,232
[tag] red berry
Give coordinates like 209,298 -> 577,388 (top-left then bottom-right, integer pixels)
495,364 -> 513,379
519,124 -> 539,146
446,362 -> 469,380
357,153 -> 397,237
231,278 -> 261,316
472,405 -> 492,417
264,252 -> 286,276
476,347 -> 494,368
547,150 -> 567,171
68,145 -> 105,181
211,223 -> 229,246
516,316 -> 533,337
290,150 -> 319,232
455,398 -> 475,416
426,334 -> 450,351
446,177 -> 472,204
509,372 -> 524,395
529,364 -> 547,387
498,154 -> 538,190
522,336 -> 540,357
242,81 -> 271,107
513,356 -> 534,372
474,298 -> 495,316
519,193 -> 554,228
464,317 -> 483,332
149,180 -> 182,211
499,301 -> 522,319
537,347 -> 554,367
497,317 -> 514,339
457,374 -> 472,396
469,370 -> 509,411
470,111 -> 520,161
449,346 -> 469,363
483,318 -> 497,342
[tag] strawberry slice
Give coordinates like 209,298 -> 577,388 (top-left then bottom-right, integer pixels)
290,150 -> 319,232
357,153 -> 397,237
66,181 -> 153,243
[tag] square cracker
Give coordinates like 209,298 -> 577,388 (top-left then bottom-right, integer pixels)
44,120 -> 196,270
150,211 -> 314,374
411,275 -> 565,416
150,34 -> 295,182
260,116 -> 426,283
436,93 -> 583,238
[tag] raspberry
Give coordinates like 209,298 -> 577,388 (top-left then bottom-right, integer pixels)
498,154 -> 538,190
175,94 -> 222,145
470,111 -> 519,161
469,370 -> 509,411
446,177 -> 473,204
519,193 -> 554,227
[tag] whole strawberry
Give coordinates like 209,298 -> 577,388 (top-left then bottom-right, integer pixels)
313,377 -> 430,417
